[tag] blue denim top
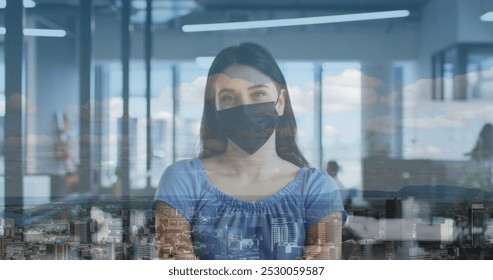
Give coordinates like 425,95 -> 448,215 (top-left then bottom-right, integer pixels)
153,158 -> 345,260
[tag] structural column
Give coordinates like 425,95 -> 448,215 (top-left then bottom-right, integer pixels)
145,0 -> 153,189
172,65 -> 180,162
79,0 -> 94,194
314,64 -> 323,168
120,0 -> 131,196
361,62 -> 403,158
4,0 -> 25,221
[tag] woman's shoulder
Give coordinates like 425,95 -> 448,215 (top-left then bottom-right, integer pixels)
304,166 -> 328,177
159,158 -> 203,183
154,158 -> 204,219
300,167 -> 339,193
155,158 -> 206,201
162,158 -> 205,173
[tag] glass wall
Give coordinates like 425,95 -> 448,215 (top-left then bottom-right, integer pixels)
322,62 -> 362,190
0,42 -> 4,214
2,0 -> 493,261
175,62 -> 207,161
149,62 -> 173,187
281,62 -> 316,165
102,60 -> 175,190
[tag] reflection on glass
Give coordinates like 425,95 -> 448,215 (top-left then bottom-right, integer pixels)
2,0 -> 493,262
175,63 -> 207,161
322,62 -> 361,190
100,62 -> 174,191
0,44 -> 4,188
281,62 -> 316,165
150,63 -> 173,187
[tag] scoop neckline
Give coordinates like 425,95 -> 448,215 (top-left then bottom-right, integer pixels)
194,157 -> 307,210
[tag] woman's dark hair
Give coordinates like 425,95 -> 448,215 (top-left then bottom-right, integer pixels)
198,42 -> 309,168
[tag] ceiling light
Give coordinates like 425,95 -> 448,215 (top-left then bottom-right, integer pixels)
182,10 -> 410,32
0,0 -> 36,9
480,12 -> 493,21
24,0 -> 36,8
23,28 -> 66,37
0,28 -> 67,37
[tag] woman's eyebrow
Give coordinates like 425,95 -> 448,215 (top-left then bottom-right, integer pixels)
217,88 -> 236,95
217,84 -> 269,95
248,84 -> 269,90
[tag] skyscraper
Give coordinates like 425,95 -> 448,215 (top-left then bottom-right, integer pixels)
47,243 -> 70,260
74,220 -> 89,243
323,217 -> 343,245
219,224 -> 229,255
385,198 -> 403,244
287,219 -> 300,244
271,218 -> 289,251
469,203 -> 486,247
0,236 -> 4,260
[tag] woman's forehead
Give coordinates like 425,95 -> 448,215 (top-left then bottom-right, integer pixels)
215,64 -> 273,85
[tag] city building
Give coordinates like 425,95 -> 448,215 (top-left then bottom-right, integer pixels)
46,243 -> 71,260
0,235 -> 4,260
469,203 -> 487,247
270,218 -> 289,251
73,220 -> 89,244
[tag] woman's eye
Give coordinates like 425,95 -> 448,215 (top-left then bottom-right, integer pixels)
254,91 -> 266,98
221,95 -> 236,104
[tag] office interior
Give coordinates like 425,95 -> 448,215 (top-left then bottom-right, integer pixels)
1,0 -> 493,260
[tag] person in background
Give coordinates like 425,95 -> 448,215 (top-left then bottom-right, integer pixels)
326,160 -> 353,210
326,160 -> 345,190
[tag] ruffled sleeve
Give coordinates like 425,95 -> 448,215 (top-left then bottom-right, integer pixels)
301,168 -> 347,231
152,159 -> 201,222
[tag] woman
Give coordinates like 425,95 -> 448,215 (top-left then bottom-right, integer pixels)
154,43 -> 346,260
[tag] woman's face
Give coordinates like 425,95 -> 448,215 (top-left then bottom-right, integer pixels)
213,64 -> 285,115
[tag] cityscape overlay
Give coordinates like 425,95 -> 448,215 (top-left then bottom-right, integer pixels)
1,185 -> 493,260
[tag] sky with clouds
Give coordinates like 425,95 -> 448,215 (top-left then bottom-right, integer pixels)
155,61 -> 493,189
1,60 -> 491,191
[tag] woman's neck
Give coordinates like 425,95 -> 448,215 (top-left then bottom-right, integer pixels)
217,135 -> 281,175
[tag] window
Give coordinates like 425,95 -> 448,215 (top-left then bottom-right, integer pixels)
175,62 -> 207,161
322,62 -> 362,189
150,62 -> 173,187
0,43 -> 3,209
280,62 -> 316,165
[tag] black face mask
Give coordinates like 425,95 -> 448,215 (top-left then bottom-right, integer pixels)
217,101 -> 280,155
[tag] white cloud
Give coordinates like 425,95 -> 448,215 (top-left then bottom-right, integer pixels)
322,69 -> 361,114
360,71 -> 385,89
152,111 -> 173,120
179,75 -> 207,107
403,78 -> 434,107
325,68 -> 362,88
323,124 -> 339,137
324,85 -> 362,113
404,115 -> 463,129
288,85 -> 313,114
109,97 -> 123,118
405,145 -> 453,158
459,104 -> 493,120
